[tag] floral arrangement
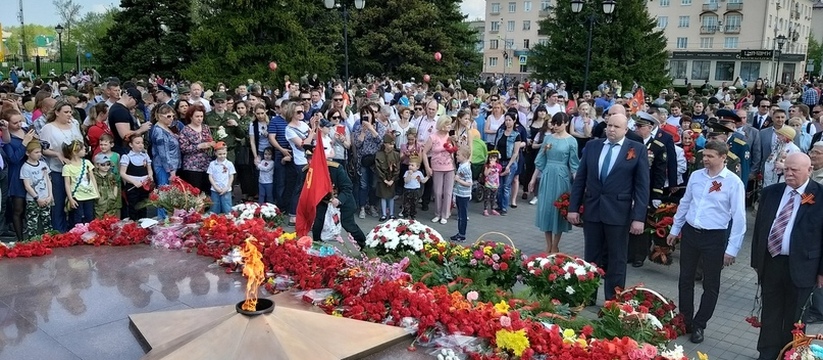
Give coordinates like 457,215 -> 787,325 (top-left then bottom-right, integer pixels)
145,176 -> 210,214
228,202 -> 285,227
612,285 -> 687,343
215,126 -> 228,140
463,240 -> 523,290
782,322 -> 823,360
554,192 -> 583,226
364,219 -> 443,254
522,253 -> 604,308
647,203 -> 678,265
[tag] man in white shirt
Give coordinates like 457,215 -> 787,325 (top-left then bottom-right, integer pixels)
667,140 -> 746,344
189,82 -> 211,112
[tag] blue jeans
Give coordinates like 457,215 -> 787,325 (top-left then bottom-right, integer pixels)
50,171 -> 68,232
210,191 -> 233,214
273,158 -> 287,206
289,163 -> 306,216
153,164 -> 171,219
258,183 -> 274,204
358,166 -> 375,208
69,200 -> 94,228
456,196 -> 469,236
496,160 -> 518,213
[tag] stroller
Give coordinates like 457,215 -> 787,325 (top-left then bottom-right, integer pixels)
469,138 -> 490,203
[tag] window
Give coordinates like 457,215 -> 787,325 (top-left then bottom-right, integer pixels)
523,39 -> 530,49
678,16 -> 690,27
715,61 -> 735,81
508,1 -> 516,12
541,0 -> 551,10
692,60 -> 710,80
524,1 -> 532,12
657,16 -> 668,29
520,65 -> 528,73
669,60 -> 688,79
523,20 -> 531,31
701,14 -> 718,28
724,14 -> 742,32
491,3 -> 500,13
724,37 -> 739,49
490,39 -> 499,49
699,37 -> 713,49
676,37 -> 688,49
740,62 -> 761,82
505,39 -> 514,48
769,15 -> 772,28
507,20 -> 515,32
489,57 -> 498,67
660,0 -> 670,6
491,21 -> 501,32
538,38 -> 549,46
681,0 -> 691,4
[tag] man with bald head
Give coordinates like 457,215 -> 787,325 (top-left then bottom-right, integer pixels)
751,152 -> 823,360
568,113 -> 650,301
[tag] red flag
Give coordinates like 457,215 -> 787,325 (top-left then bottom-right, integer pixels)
295,135 -> 332,237
628,88 -> 645,115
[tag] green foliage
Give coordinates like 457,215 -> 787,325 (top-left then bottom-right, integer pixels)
346,0 -> 481,81
98,0 -> 193,79
53,0 -> 83,44
529,0 -> 670,92
808,37 -> 823,76
2,25 -> 58,59
73,8 -> 119,62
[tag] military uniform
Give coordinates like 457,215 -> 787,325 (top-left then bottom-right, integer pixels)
205,92 -> 245,162
309,160 -> 367,247
629,112 -> 669,266
727,133 -> 750,180
693,149 -> 741,178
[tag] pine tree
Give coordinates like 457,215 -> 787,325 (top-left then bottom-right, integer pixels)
529,0 -> 669,93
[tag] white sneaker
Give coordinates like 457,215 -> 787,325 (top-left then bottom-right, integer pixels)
440,218 -> 448,225
529,198 -> 538,205
359,208 -> 366,219
431,216 -> 441,223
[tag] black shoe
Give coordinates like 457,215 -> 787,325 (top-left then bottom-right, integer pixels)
684,323 -> 693,334
690,328 -> 704,343
421,204 -> 429,211
510,204 -> 518,208
378,216 -> 387,221
521,193 -> 528,200
390,215 -> 397,220
632,261 -> 644,268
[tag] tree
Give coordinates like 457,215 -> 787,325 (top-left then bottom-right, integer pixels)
53,0 -> 83,44
345,0 -> 481,81
529,0 -> 670,92
182,0 -> 339,88
808,37 -> 823,77
72,8 -> 119,62
98,0 -> 193,79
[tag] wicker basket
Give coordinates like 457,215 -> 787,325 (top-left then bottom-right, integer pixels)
618,286 -> 676,319
777,333 -> 823,360
473,232 -> 517,250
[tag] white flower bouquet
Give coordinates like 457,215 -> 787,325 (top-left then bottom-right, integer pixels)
364,219 -> 443,255
228,202 -> 284,227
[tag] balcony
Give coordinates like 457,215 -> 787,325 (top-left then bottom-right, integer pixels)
726,2 -> 742,11
702,3 -> 719,11
539,9 -> 551,17
700,25 -> 718,34
724,25 -> 740,33
490,10 -> 500,15
490,29 -> 500,34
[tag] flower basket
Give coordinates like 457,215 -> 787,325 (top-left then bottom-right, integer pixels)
779,333 -> 823,360
464,232 -> 523,290
365,219 -> 443,255
145,176 -> 210,214
522,253 -> 604,308
607,285 -> 686,344
228,202 -> 285,228
646,203 -> 677,265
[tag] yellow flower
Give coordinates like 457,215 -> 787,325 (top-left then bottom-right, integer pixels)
697,351 -> 708,360
280,232 -> 296,241
332,310 -> 342,317
483,246 -> 493,255
562,328 -> 577,344
494,300 -> 510,314
576,338 -> 587,347
206,219 -> 217,229
495,329 -> 529,356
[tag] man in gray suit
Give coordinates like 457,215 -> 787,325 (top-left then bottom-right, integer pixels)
759,109 -> 788,175
736,109 -> 761,205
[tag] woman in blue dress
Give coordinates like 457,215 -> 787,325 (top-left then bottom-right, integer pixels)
529,112 -> 578,254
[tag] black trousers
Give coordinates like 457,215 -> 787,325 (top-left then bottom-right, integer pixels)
420,157 -> 433,206
627,232 -> 650,263
757,254 -> 813,360
583,220 -> 629,301
678,224 -> 726,330
311,203 -> 366,247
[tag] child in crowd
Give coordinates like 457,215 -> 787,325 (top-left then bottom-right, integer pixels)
318,119 -> 336,159
120,135 -> 153,220
256,147 -> 275,204
20,140 -> 52,240
451,147 -> 473,242
63,140 -> 99,227
403,156 -> 428,220
98,134 -> 120,181
207,142 -> 236,214
93,153 -> 121,219
375,134 -> 400,221
483,150 -> 503,216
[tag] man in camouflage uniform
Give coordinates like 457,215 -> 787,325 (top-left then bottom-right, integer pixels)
204,92 -> 245,163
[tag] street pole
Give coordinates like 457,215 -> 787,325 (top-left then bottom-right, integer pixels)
583,15 -> 595,93
58,33 -> 64,74
343,4 -> 350,91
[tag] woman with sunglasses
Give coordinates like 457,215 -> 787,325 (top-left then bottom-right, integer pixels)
284,102 -> 315,226
149,104 -> 180,219
354,106 -> 385,219
326,108 -> 351,169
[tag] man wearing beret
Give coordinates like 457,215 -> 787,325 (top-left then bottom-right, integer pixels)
205,92 -> 244,163
628,111 -> 669,268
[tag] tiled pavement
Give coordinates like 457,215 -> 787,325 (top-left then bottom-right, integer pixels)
0,199 -> 818,359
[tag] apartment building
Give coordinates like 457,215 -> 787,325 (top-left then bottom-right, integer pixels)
481,0 -> 552,79
468,20 -> 486,54
647,0 -> 814,87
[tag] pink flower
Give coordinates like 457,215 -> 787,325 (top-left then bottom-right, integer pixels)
466,291 -> 479,301
641,343 -> 657,358
473,250 -> 484,259
492,263 -> 500,270
500,315 -> 511,327
628,349 -> 645,360
492,253 -> 500,261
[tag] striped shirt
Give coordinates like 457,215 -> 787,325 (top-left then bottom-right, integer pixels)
453,162 -> 473,199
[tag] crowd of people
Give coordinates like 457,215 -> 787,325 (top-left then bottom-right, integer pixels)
2,71 -> 823,359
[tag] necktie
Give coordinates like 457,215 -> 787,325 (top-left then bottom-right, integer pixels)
600,143 -> 617,181
759,116 -> 764,128
767,190 -> 797,257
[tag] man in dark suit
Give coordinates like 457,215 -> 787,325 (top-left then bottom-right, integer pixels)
750,98 -> 773,130
627,112 -> 668,268
751,153 -> 823,360
568,114 -> 650,301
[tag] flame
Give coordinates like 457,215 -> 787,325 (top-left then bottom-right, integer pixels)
241,237 -> 265,311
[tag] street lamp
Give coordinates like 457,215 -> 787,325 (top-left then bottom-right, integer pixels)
324,0 -> 365,91
18,40 -> 24,71
55,24 -> 64,74
571,0 -> 615,92
774,34 -> 788,86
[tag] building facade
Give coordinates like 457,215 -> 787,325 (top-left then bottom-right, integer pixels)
647,0 -> 813,87
481,0 -> 552,80
468,20 -> 486,54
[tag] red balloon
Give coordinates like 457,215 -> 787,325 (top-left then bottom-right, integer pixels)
434,52 -> 442,62
423,74 -> 431,83
268,61 -> 277,71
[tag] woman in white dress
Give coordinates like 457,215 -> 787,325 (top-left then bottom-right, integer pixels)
763,125 -> 801,187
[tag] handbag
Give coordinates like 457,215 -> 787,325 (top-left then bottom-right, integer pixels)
320,205 -> 342,241
361,154 -> 375,167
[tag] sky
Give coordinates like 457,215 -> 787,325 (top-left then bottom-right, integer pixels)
0,0 -> 486,28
